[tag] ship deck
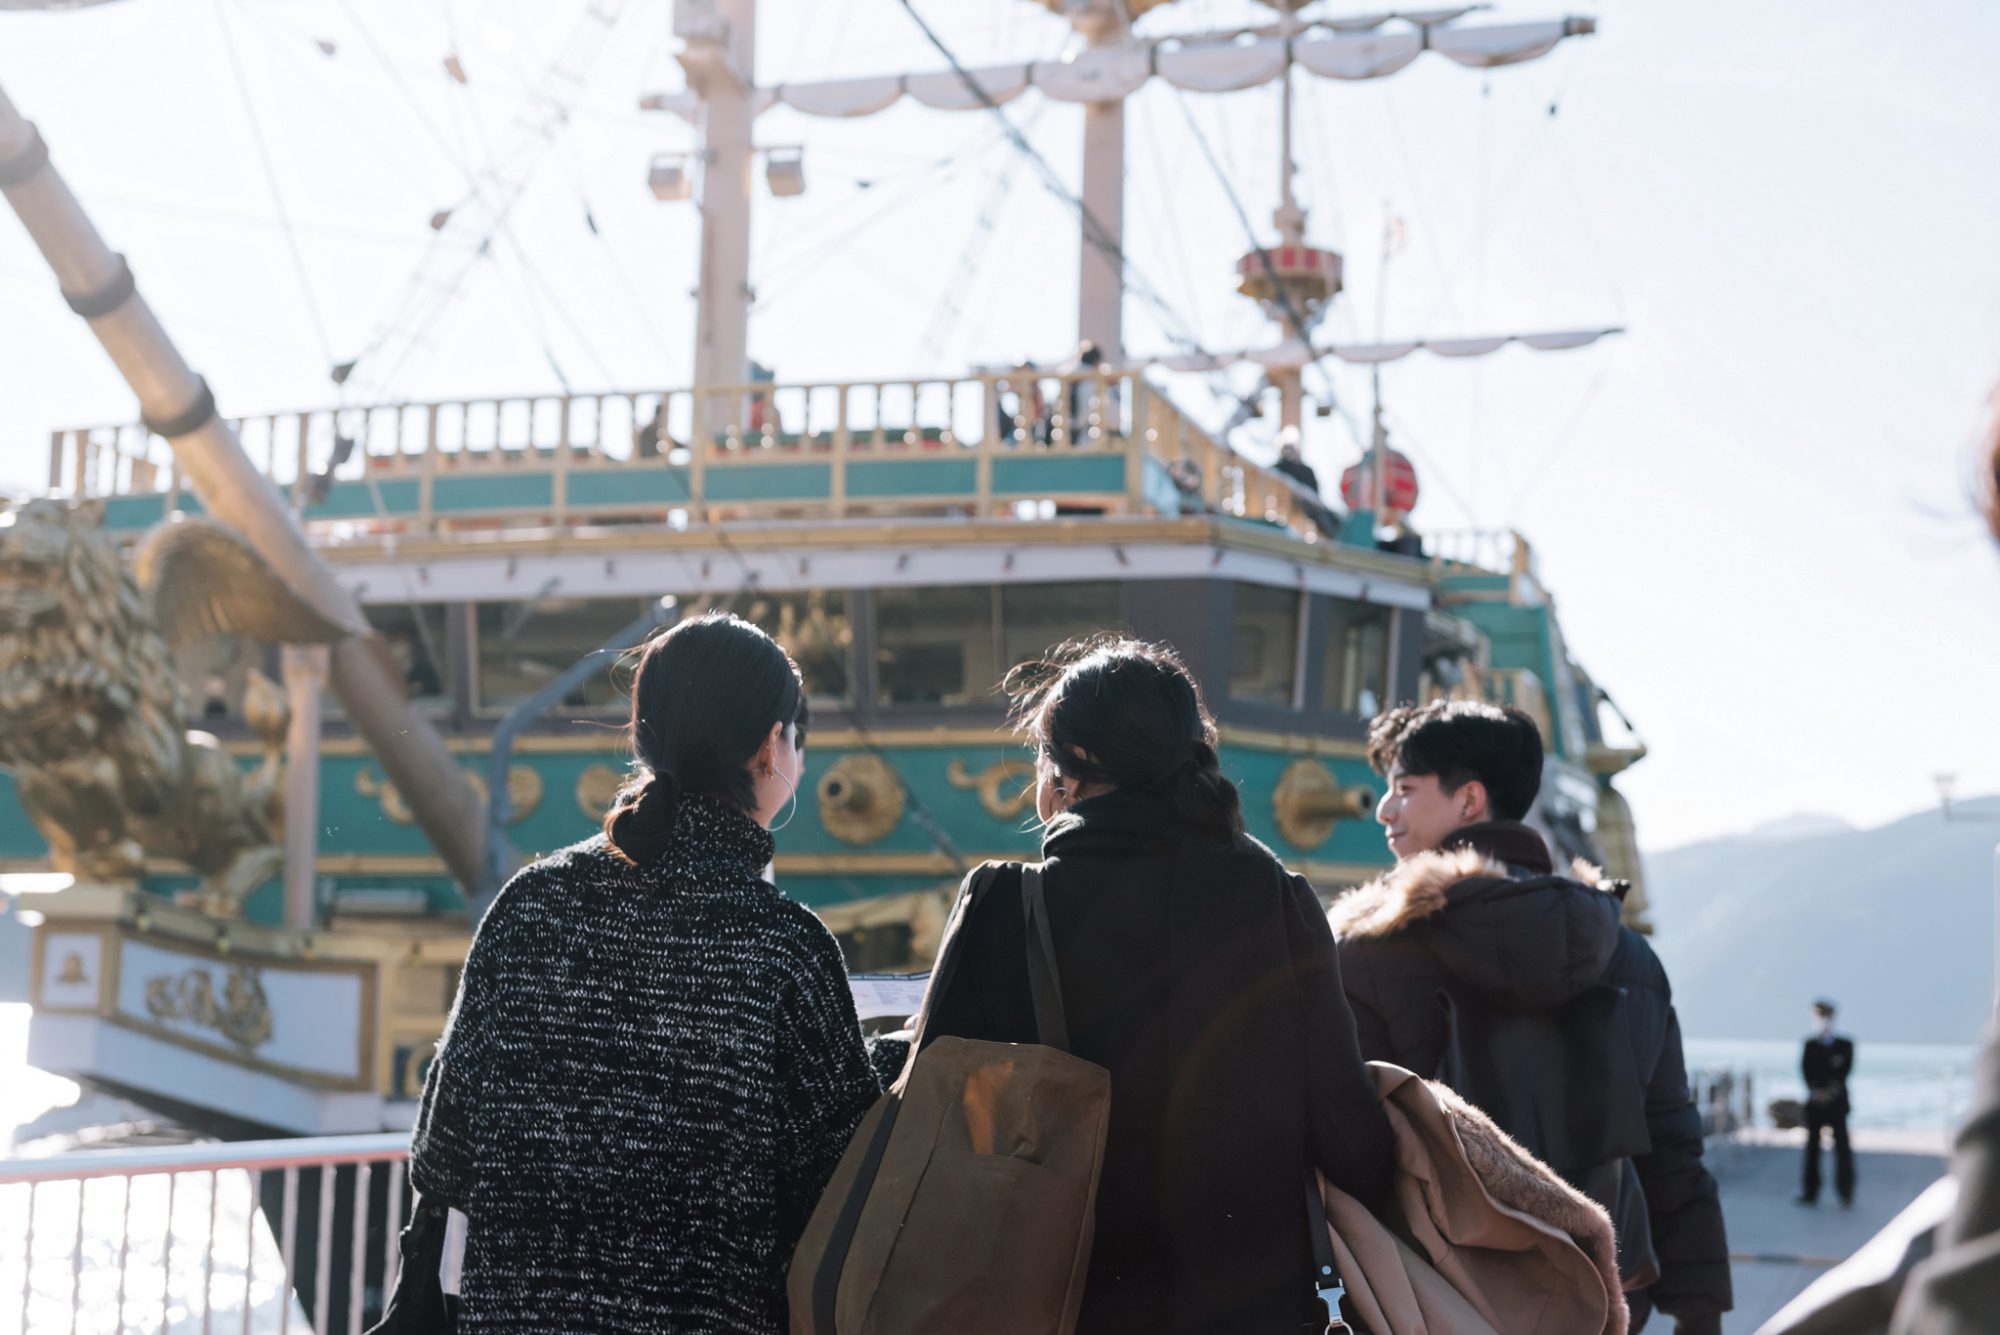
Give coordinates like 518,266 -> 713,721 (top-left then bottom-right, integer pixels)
1714,1126 -> 1949,1333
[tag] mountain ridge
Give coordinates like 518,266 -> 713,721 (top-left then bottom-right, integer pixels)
1643,797 -> 2000,1045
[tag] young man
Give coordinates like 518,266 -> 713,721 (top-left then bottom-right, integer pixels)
1329,699 -> 1731,1335
1799,998 -> 1857,1207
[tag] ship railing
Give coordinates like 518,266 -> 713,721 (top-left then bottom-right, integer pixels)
1,1132 -> 410,1335
1476,667 -> 1555,750
1425,528 -> 1538,580
44,366 -> 1323,542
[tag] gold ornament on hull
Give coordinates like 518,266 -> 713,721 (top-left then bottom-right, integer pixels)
946,757 -> 1037,822
817,754 -> 907,845
55,951 -> 90,987
575,763 -> 626,822
143,963 -> 274,1051
358,764 -> 543,826
0,500 -> 353,917
1271,758 -> 1376,851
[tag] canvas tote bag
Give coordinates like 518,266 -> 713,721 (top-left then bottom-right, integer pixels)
789,863 -> 1112,1335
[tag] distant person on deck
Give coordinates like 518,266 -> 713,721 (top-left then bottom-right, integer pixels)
1066,340 -> 1117,438
1271,433 -> 1340,538
1799,999 -> 1858,1208
1272,438 -> 1320,494
1327,699 -> 1732,1334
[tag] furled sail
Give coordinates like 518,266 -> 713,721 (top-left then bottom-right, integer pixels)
1153,327 -> 1623,374
645,16 -> 1594,124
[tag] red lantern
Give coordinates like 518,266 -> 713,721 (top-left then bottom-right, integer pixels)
1339,447 -> 1420,514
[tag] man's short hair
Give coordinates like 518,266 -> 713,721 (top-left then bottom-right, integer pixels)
1812,999 -> 1837,1018
1367,700 -> 1544,822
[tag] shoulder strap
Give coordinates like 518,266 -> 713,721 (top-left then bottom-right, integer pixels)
1306,1174 -> 1352,1332
906,861 -> 1004,1058
1020,865 -> 1071,1053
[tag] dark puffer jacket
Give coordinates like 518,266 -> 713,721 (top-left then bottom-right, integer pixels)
1328,821 -> 1732,1335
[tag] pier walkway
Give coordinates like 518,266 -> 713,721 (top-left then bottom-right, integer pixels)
1713,1127 -> 1950,1334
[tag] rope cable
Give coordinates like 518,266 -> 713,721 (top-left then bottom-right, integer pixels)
213,0 -> 339,367
896,0 -> 1266,437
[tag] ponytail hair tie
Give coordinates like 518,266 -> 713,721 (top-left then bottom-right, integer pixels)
606,769 -> 682,865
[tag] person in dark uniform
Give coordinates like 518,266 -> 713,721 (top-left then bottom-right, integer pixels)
1800,998 -> 1857,1207
1271,434 -> 1340,539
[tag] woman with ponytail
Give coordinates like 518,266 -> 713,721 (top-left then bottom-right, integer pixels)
922,635 -> 1395,1335
408,613 -> 879,1334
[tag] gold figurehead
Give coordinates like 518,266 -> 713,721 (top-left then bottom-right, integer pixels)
0,498 -> 352,915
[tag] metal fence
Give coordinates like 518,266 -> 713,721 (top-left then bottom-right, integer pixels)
1693,1066 -> 1757,1140
2,1134 -> 408,1335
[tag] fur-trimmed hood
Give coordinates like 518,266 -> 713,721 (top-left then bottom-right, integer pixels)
1329,825 -> 1626,1011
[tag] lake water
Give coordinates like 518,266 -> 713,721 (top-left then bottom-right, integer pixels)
1683,1036 -> 1981,1135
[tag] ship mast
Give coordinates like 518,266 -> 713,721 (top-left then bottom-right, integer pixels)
679,0 -> 757,399
1053,0 -> 1145,363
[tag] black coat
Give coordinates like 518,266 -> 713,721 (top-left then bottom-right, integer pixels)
923,790 -> 1395,1335
1804,1035 -> 1856,1113
1329,821 -> 1732,1334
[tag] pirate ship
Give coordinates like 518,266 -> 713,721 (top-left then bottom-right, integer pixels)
0,0 -> 1642,1138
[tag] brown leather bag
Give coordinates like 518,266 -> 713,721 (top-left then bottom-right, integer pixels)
789,864 -> 1111,1335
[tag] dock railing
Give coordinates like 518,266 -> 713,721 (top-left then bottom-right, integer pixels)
1692,1066 -> 1757,1142
2,1133 -> 409,1335
44,366 -> 1323,542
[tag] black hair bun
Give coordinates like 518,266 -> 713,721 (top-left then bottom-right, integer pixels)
607,770 -> 681,865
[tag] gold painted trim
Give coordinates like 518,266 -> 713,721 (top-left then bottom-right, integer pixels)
31,918 -> 380,1091
219,727 -> 1028,759
219,726 -> 1372,761
102,1012 -> 374,1093
130,928 -> 377,1087
306,854 -> 457,877
312,515 -> 1437,585
28,922 -> 117,1017
1215,725 -> 1370,760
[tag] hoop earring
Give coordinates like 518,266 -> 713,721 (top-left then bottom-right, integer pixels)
769,766 -> 799,832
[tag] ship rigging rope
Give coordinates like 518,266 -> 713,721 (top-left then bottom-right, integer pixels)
1408,44 -> 1601,334
1170,86 -> 1345,407
752,147 -> 1005,319
1502,357 -> 1612,522
914,103 -> 1044,369
895,0 -> 1266,432
752,133 -> 1007,286
329,0 -> 635,406
213,0 -> 340,368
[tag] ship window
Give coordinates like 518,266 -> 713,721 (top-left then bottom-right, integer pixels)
1230,583 -> 1300,707
999,582 -> 1123,674
740,589 -> 852,702
1326,601 -> 1393,717
370,603 -> 453,711
875,585 -> 997,706
474,598 -> 647,713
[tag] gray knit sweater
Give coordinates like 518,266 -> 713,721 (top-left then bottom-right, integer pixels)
410,793 -> 880,1333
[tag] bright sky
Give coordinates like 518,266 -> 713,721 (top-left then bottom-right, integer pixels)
1,0 -> 1997,852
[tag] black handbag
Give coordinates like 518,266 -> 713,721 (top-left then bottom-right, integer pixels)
364,1194 -> 456,1334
